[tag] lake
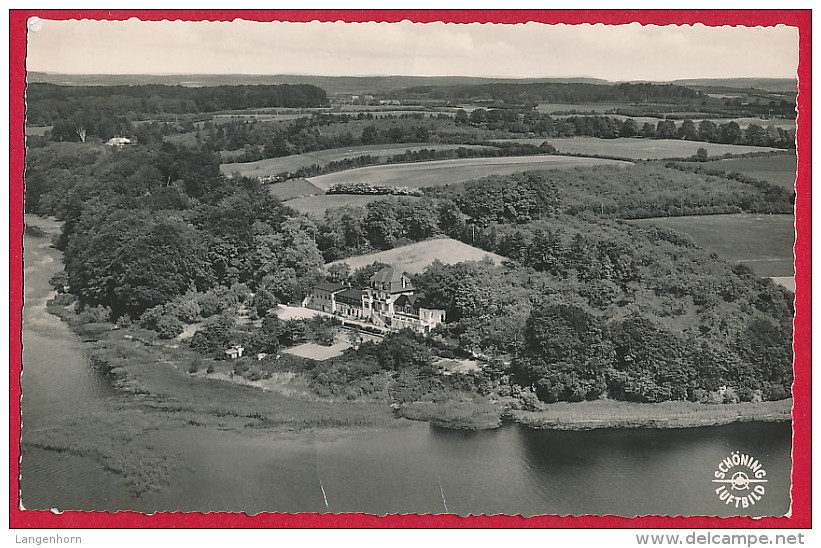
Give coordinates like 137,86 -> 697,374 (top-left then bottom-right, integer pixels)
18,229 -> 792,518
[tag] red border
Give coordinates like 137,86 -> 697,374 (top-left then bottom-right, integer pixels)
9,9 -> 811,529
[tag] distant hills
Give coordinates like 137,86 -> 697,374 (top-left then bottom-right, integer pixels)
27,72 -> 797,96
24,72 -> 616,95
671,78 -> 796,93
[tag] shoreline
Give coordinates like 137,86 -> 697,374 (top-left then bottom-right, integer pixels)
508,399 -> 791,431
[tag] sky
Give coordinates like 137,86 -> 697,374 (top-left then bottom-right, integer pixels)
25,18 -> 799,81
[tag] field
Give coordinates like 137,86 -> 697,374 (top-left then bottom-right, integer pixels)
701,154 -> 797,189
25,125 -> 52,136
491,137 -> 781,160
220,144 -> 493,178
630,213 -> 794,277
266,179 -> 323,200
326,238 -> 507,275
282,341 -> 350,361
305,155 -> 630,192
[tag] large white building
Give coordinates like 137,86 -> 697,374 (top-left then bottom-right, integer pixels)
304,266 -> 445,333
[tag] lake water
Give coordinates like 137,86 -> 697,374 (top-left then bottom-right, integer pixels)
18,231 -> 793,517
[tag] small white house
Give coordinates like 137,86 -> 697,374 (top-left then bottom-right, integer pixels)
224,345 -> 245,359
106,137 -> 132,147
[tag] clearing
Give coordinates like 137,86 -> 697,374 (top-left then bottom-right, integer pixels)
282,341 -> 350,361
327,238 -> 507,275
630,213 -> 795,277
491,137 -> 782,160
305,155 -> 630,191
220,143 -> 493,178
701,154 -> 797,189
267,179 -> 324,200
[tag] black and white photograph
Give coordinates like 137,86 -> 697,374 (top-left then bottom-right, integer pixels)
16,12 -> 803,521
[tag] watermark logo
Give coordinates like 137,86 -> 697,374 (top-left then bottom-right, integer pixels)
712,451 -> 768,509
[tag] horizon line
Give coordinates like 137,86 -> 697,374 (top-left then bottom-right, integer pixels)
26,71 -> 798,82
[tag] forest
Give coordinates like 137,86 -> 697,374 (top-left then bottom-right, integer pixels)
25,82 -> 328,140
395,81 -> 704,104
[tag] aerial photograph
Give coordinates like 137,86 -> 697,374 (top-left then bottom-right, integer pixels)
16,14 -> 802,519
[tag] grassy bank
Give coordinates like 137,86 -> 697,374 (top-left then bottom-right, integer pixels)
396,400 -> 503,430
509,399 -> 791,431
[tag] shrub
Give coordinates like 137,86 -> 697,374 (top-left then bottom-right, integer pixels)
154,314 -> 184,339
75,322 -> 112,340
228,283 -> 252,304
115,315 -> 133,329
25,224 -> 49,238
49,292 -> 76,306
76,305 -> 111,325
140,305 -> 167,330
167,298 -> 201,323
251,288 -> 278,318
49,270 -> 70,293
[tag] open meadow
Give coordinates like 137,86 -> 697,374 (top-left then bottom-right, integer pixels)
326,238 -> 507,274
491,137 -> 781,160
25,125 -> 52,136
220,143 -> 493,178
267,179 -> 324,200
630,213 -> 795,277
701,154 -> 797,189
305,155 -> 630,191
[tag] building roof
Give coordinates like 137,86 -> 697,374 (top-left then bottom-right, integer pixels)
313,281 -> 347,293
370,266 -> 414,293
336,288 -> 367,300
394,294 -> 420,309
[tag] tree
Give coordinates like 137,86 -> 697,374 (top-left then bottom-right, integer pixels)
110,220 -> 215,317
252,288 -> 278,318
247,315 -> 281,354
697,120 -> 719,143
364,200 -> 401,249
620,118 -> 638,138
327,262 -> 352,283
190,313 -> 238,357
678,119 -> 697,140
361,125 -> 379,145
468,109 -> 487,125
744,124 -> 768,146
695,147 -> 709,162
655,120 -> 677,139
718,122 -> 742,144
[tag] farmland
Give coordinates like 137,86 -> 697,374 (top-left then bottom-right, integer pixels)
267,179 -> 324,200
305,155 -> 630,191
220,143 -> 493,178
701,154 -> 797,189
326,238 -> 507,275
491,137 -> 781,160
630,213 -> 794,277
